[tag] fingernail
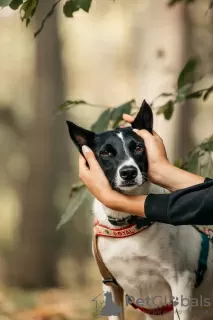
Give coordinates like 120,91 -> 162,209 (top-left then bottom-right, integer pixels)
82,145 -> 91,154
133,129 -> 139,132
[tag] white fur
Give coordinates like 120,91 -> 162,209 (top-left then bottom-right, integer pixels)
93,182 -> 213,320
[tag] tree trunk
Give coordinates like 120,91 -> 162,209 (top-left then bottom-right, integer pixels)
132,0 -> 190,163
9,0 -> 67,288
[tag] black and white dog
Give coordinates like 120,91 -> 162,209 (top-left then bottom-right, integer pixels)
67,101 -> 213,320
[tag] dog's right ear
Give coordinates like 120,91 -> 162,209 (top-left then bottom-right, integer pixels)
131,100 -> 153,134
66,121 -> 96,155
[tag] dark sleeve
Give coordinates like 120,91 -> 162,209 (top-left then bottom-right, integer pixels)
145,178 -> 213,225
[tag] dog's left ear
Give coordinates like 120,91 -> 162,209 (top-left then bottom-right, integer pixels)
131,100 -> 153,134
66,120 -> 96,155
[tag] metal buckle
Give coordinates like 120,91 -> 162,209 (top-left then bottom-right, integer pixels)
102,278 -> 118,286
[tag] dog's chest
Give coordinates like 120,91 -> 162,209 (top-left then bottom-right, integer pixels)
93,193 -> 204,309
98,227 -> 173,306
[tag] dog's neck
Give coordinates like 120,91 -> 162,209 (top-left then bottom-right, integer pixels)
93,182 -> 165,228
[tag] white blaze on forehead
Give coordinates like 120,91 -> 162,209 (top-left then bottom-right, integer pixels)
117,132 -> 130,157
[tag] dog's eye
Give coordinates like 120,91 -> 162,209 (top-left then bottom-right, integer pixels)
100,150 -> 113,157
135,145 -> 143,153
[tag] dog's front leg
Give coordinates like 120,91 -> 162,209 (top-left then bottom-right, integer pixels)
169,272 -> 194,320
102,283 -> 124,320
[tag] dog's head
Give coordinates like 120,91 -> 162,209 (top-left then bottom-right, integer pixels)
67,100 -> 153,194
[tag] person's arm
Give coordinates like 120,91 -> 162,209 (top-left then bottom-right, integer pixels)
145,177 -> 213,225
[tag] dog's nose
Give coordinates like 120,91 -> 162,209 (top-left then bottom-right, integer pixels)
119,166 -> 138,181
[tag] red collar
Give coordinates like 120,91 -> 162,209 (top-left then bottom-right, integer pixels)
131,300 -> 173,315
94,219 -> 152,238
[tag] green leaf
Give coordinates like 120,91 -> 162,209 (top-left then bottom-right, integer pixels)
63,0 -> 92,16
156,100 -> 174,120
34,0 -> 61,37
70,182 -> 84,193
200,139 -> 213,152
78,0 -> 92,12
203,85 -> 213,101
0,0 -> 12,7
176,83 -> 194,102
20,0 -> 38,26
187,151 -> 200,173
91,109 -> 111,133
151,93 -> 174,106
183,135 -> 213,174
110,100 -> 134,128
9,0 -> 23,9
158,93 -> 174,97
177,58 -> 198,90
63,0 -> 79,17
58,100 -> 87,111
185,91 -> 203,100
178,83 -> 194,94
57,186 -> 89,229
176,93 -> 187,102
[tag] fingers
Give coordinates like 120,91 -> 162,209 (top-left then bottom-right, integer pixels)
133,129 -> 152,140
120,123 -> 131,128
122,114 -> 135,123
79,154 -> 87,169
79,154 -> 88,181
152,130 -> 163,142
133,129 -> 163,142
82,145 -> 99,170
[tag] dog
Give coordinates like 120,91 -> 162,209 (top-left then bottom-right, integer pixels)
67,100 -> 213,320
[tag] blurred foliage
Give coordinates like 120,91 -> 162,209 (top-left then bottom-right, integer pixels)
57,184 -> 89,230
0,0 -> 212,37
155,58 -> 213,120
59,99 -> 135,132
175,135 -> 213,176
0,0 -> 93,37
60,58 -> 213,134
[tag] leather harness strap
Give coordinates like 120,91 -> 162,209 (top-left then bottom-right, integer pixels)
92,231 -> 120,288
92,231 -> 124,319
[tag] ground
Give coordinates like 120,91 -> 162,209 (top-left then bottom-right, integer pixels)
0,258 -> 143,320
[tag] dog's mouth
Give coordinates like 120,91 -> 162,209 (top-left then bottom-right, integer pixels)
113,175 -> 148,192
115,180 -> 140,192
121,181 -> 137,187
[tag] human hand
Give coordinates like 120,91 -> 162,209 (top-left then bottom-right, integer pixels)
123,113 -> 204,190
122,113 -> 170,185
133,129 -> 170,184
79,146 -> 118,208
